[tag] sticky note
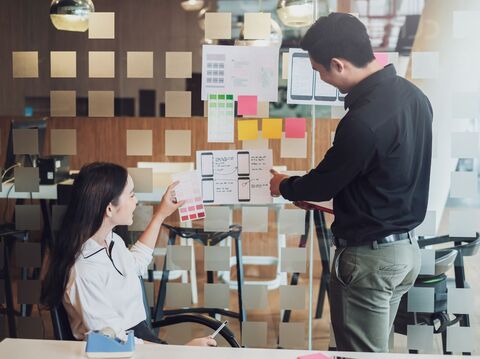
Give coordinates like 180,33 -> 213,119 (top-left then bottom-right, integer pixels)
237,120 -> 258,141
448,288 -> 474,314
407,287 -> 434,313
14,167 -> 39,193
15,205 -> 42,231
165,91 -> 191,117
279,285 -> 306,310
250,101 -> 270,118
449,209 -> 477,238
13,129 -> 39,155
204,283 -> 230,309
244,284 -> 268,309
262,118 -> 282,139
204,207 -> 230,232
285,118 -> 306,138
166,245 -> 192,271
451,132 -> 479,158
166,52 -> 192,79
452,92 -> 480,118
127,52 -> 153,78
242,206 -> 268,232
165,283 -> 192,308
88,91 -> 114,117
453,11 -> 480,39
374,52 -> 389,67
204,246 -> 230,271
237,95 -> 258,116
279,322 -> 305,349
415,210 -> 436,237
450,171 -> 477,198
447,326 -> 474,353
407,325 -> 434,352
126,130 -> 152,156
50,51 -> 76,78
244,13 -> 271,40
419,249 -> 435,276
281,134 -> 307,158
242,131 -> 269,150
128,168 -> 153,193
52,205 -> 67,231
205,12 -> 232,40
88,51 -> 115,78
12,51 -> 38,78
50,91 -> 76,117
17,280 -> 41,304
16,317 -> 44,339
278,209 -> 306,235
242,321 -> 267,347
88,12 -> 115,39
281,247 -> 306,273
282,52 -> 289,80
165,130 -> 191,156
51,129 -> 77,155
129,205 -> 153,232
15,242 -> 41,268
412,52 -> 439,79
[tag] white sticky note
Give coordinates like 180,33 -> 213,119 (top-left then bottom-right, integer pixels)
451,132 -> 479,158
407,287 -> 435,313
52,205 -> 67,231
89,12 -> 115,39
282,52 -> 289,80
126,130 -> 153,156
415,210 -> 436,237
419,249 -> 435,276
280,133 -> 307,158
407,325 -> 434,352
165,52 -> 192,79
15,242 -> 42,268
450,172 -> 477,198
143,281 -> 155,308
204,246 -> 230,271
16,317 -> 44,339
50,51 -> 76,78
205,12 -> 232,40
447,288 -> 474,315
242,321 -> 267,347
249,102 -> 270,119
50,90 -> 76,117
280,247 -> 306,273
17,280 -> 41,304
129,205 -> 153,232
242,207 -> 268,232
448,209 -> 477,238
204,207 -> 230,232
165,130 -> 191,156
412,52 -> 439,79
447,326 -> 474,353
50,128 -> 77,155
15,205 -> 42,231
12,51 -> 38,78
242,131 -> 269,150
128,168 -> 153,193
204,283 -> 230,309
279,322 -> 305,349
166,245 -> 192,271
453,11 -> 480,39
13,129 -> 39,155
88,91 -> 114,117
127,52 -> 153,78
452,92 -> 480,119
89,51 -> 115,78
165,283 -> 192,308
14,167 -> 39,193
278,209 -> 305,235
165,91 -> 191,117
244,284 -> 268,309
279,285 -> 306,310
244,13 -> 271,40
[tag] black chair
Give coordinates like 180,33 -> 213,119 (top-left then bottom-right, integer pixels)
50,276 -> 240,347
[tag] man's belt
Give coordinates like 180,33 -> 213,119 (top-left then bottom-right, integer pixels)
333,232 -> 413,248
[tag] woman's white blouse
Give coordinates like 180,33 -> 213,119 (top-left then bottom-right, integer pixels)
63,231 -> 153,340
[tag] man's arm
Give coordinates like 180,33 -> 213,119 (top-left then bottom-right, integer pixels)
271,118 -> 376,202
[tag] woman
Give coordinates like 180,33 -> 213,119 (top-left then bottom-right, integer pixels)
41,162 -> 216,346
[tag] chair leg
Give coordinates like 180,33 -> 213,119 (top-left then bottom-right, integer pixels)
234,234 -> 246,326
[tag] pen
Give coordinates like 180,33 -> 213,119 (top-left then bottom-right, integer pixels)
209,320 -> 228,339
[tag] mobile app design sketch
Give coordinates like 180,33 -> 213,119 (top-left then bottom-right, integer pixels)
196,149 -> 273,204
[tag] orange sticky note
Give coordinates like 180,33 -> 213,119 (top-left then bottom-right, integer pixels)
262,118 -> 282,139
238,120 -> 258,141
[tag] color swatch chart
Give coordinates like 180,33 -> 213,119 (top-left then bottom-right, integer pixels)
172,170 -> 205,222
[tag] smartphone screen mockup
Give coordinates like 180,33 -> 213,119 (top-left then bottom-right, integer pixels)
314,71 -> 337,102
290,53 -> 314,101
202,178 -> 214,203
201,152 -> 214,177
238,177 -> 250,202
237,151 -> 250,177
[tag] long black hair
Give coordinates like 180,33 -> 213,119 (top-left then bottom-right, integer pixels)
41,162 -> 128,308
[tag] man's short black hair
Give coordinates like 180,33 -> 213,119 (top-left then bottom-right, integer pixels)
301,12 -> 375,70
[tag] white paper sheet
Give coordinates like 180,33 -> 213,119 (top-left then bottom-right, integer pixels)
201,45 -> 279,102
196,149 -> 273,204
207,93 -> 234,143
287,48 -> 345,106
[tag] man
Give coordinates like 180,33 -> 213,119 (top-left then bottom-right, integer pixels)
270,13 -> 432,352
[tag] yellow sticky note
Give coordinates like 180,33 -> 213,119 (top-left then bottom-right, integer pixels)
237,120 -> 258,141
262,118 -> 282,139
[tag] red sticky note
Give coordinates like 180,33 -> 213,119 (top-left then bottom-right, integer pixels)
297,353 -> 331,359
237,95 -> 258,116
285,118 -> 306,138
374,52 -> 389,67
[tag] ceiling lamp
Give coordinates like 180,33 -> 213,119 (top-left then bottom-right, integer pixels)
50,0 -> 94,32
181,0 -> 205,12
276,0 -> 315,28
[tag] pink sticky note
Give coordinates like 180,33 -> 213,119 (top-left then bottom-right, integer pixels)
237,95 -> 258,116
374,52 -> 389,67
297,353 -> 331,359
285,118 -> 306,138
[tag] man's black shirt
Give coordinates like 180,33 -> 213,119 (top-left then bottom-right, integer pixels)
280,65 -> 433,245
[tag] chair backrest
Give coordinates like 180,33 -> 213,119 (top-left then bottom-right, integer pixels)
50,304 -> 75,341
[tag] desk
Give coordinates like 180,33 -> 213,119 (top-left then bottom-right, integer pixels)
0,339 -> 470,359
0,182 -> 57,199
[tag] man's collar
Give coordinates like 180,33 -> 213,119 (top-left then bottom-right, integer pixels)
344,64 -> 397,110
